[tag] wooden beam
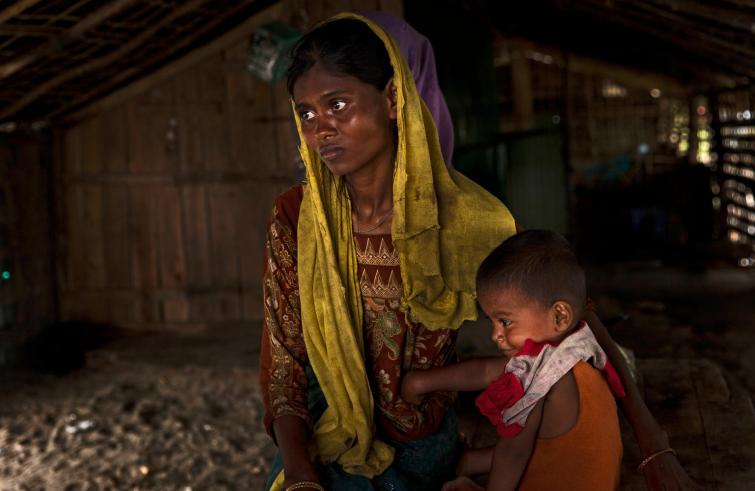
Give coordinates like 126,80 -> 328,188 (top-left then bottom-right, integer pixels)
626,1 -> 755,59
578,0 -> 755,65
497,34 -> 690,97
63,1 -> 283,125
0,25 -> 63,37
46,0 -> 268,121
644,0 -> 755,33
0,0 -> 209,121
0,0 -> 140,81
573,0 -> 755,80
0,0 -> 43,24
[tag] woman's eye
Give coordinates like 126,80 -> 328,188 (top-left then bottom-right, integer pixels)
332,100 -> 347,111
300,110 -> 315,122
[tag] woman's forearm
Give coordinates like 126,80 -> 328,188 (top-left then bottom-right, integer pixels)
272,415 -> 320,485
412,357 -> 505,395
584,311 -> 667,452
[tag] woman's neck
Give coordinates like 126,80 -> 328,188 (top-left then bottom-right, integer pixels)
345,158 -> 394,219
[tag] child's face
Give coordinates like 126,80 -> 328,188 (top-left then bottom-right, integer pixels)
478,288 -> 560,356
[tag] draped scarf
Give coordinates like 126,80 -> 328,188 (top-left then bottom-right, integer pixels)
272,13 -> 516,488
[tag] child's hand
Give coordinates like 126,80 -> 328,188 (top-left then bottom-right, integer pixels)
441,476 -> 484,491
400,371 -> 424,405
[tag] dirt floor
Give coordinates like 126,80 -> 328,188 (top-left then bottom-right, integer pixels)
0,263 -> 753,490
0,325 -> 275,491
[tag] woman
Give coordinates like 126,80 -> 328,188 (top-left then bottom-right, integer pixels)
260,13 -> 698,491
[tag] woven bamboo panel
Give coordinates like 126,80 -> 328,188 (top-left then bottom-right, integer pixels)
55,0 -> 393,329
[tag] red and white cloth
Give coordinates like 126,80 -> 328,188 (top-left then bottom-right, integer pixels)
475,322 -> 625,438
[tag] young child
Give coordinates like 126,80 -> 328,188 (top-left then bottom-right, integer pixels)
401,230 -> 625,490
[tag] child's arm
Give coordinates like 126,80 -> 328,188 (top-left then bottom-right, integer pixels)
583,311 -> 701,490
401,356 -> 508,405
486,398 -> 544,491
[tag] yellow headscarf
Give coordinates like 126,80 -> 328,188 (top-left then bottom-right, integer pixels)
271,13 -> 516,488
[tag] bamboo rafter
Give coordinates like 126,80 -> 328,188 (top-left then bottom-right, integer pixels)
0,0 -> 209,121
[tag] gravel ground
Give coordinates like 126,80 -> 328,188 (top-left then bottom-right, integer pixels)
0,326 -> 276,491
1,264 -> 752,490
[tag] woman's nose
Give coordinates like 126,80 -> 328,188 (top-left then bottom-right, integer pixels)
315,116 -> 337,141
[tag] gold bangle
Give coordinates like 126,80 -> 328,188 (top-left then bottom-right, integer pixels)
285,481 -> 325,491
637,447 -> 676,473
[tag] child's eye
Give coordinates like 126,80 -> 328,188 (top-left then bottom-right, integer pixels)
332,100 -> 347,111
499,319 -> 511,327
299,110 -> 315,122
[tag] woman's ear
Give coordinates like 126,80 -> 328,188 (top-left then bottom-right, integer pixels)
384,80 -> 397,119
552,301 -> 574,333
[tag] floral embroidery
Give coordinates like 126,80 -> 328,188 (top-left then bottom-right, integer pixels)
261,191 -> 459,441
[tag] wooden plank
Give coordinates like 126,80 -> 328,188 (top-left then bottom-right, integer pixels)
304,0 -> 327,25
102,106 -> 129,174
79,184 -> 106,288
208,184 -> 242,322
189,292 -> 226,323
134,106 -> 179,176
66,2 -> 283,124
274,119 -> 303,179
61,184 -> 82,291
107,291 -> 139,325
156,186 -> 186,289
177,54 -> 227,106
178,106 -> 231,176
62,125 -> 82,178
238,181 -> 292,320
79,117 -> 103,175
162,296 -> 190,323
61,291 -> 109,324
377,0 -> 403,17
180,185 -> 212,288
102,184 -> 131,288
271,80 -> 292,119
208,184 -> 240,288
125,101 -> 147,174
129,186 -> 158,290
226,75 -> 278,177
324,0 -> 353,16
0,0 -> 43,24
139,77 -> 176,107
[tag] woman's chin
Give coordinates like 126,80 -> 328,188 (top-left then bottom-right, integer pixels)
323,160 -> 353,177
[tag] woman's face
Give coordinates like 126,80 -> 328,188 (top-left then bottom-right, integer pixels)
293,62 -> 397,178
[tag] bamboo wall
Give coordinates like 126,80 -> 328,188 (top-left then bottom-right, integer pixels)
0,134 -> 56,356
56,0 -> 402,329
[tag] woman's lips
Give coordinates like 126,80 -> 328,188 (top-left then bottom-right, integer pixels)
318,145 -> 344,161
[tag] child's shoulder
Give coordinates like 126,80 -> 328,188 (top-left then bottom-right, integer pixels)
539,367 -> 579,438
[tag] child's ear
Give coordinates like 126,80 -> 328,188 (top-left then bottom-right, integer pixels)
552,301 -> 574,333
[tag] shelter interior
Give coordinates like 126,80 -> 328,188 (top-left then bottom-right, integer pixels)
0,0 -> 754,489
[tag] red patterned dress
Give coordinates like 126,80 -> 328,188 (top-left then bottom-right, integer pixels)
259,185 -> 457,442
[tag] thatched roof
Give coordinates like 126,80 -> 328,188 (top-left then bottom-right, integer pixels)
0,0 -> 752,124
483,0 -> 754,92
0,0 -> 274,124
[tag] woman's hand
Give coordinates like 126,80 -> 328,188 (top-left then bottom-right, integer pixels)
441,476 -> 485,491
640,452 -> 703,490
400,371 -> 425,405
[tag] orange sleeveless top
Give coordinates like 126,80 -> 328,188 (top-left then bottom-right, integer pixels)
518,361 -> 623,490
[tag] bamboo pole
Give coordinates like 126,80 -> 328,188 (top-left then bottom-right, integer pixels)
0,0 -> 43,24
0,0 -> 140,80
0,0 -> 208,121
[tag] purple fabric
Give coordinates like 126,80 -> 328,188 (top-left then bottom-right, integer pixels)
361,11 -> 455,168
